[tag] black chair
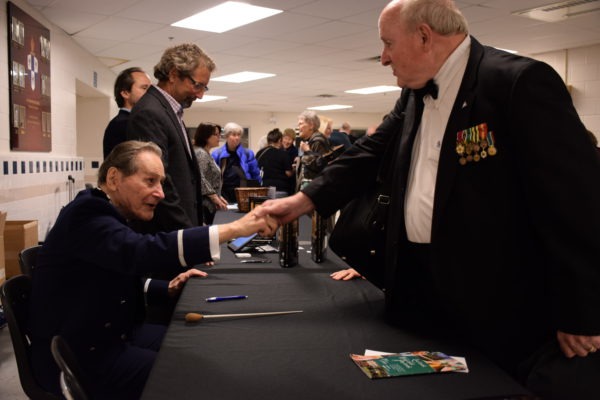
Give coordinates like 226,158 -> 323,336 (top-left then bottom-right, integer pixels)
18,244 -> 43,277
51,336 -> 91,400
0,275 -> 61,399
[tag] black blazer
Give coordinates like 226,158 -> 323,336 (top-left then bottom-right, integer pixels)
127,85 -> 203,232
304,37 -> 600,372
103,108 -> 130,159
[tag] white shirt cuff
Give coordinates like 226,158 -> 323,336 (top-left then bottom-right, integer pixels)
209,225 -> 220,261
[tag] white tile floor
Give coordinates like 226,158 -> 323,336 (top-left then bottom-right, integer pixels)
0,326 -> 29,399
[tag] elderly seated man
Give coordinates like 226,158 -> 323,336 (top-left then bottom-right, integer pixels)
29,141 -> 276,399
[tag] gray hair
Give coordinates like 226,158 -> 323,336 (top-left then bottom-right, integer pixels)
154,43 -> 216,82
98,141 -> 162,186
394,0 -> 468,36
299,110 -> 320,132
223,122 -> 243,137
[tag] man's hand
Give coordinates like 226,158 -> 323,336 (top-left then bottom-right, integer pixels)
330,268 -> 364,281
254,192 -> 315,225
168,268 -> 207,297
557,331 -> 600,358
219,206 -> 279,243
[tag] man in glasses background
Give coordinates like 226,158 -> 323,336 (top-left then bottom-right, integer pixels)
127,43 -> 214,234
126,43 -> 215,323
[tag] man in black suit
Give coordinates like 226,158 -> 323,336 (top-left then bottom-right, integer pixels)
258,1 -> 600,398
102,67 -> 151,158
127,44 -> 215,233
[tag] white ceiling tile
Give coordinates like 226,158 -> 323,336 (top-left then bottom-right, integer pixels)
22,0 -> 600,113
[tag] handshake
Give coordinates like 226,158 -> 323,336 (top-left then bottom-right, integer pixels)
229,192 -> 317,240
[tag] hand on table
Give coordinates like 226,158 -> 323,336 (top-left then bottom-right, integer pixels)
211,194 -> 228,211
330,268 -> 363,281
557,331 -> 600,358
168,268 -> 207,297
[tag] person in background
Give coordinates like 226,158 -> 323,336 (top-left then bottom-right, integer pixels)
339,121 -> 356,144
103,67 -> 151,158
256,128 -> 294,195
193,123 -> 228,225
328,118 -> 353,152
366,125 -> 378,136
127,43 -> 214,234
257,134 -> 268,150
257,1 -> 600,398
29,140 -> 276,400
296,110 -> 338,190
282,128 -> 299,191
212,122 -> 262,203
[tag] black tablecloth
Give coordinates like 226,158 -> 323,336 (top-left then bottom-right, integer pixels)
141,211 -> 531,400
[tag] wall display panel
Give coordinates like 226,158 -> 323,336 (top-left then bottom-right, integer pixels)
7,1 -> 51,152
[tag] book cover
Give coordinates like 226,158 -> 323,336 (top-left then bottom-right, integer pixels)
350,351 -> 468,379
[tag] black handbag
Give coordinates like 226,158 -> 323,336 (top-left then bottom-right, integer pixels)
329,133 -> 398,290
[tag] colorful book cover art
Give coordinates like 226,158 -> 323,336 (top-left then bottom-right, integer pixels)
351,351 -> 468,379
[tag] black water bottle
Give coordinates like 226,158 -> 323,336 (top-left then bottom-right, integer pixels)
311,211 -> 327,263
278,219 -> 298,268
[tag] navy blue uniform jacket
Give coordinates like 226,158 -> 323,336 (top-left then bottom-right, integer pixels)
29,189 -> 212,391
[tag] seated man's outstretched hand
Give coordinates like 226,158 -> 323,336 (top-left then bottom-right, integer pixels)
168,268 -> 207,297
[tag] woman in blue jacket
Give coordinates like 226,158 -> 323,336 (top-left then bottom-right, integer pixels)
211,122 -> 261,203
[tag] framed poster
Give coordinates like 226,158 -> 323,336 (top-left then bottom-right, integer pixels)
7,2 -> 51,152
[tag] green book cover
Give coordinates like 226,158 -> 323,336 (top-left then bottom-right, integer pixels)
350,351 -> 468,379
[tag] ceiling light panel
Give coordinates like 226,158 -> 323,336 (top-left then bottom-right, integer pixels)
212,71 -> 276,83
172,2 -> 282,33
513,0 -> 600,22
345,85 -> 401,95
308,104 -> 353,111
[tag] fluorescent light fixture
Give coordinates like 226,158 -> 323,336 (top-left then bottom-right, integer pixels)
513,0 -> 600,22
308,105 -> 353,111
195,95 -> 228,103
172,2 -> 282,33
212,71 -> 275,83
345,85 -> 401,95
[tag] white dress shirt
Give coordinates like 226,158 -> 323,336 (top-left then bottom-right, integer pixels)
404,36 -> 471,243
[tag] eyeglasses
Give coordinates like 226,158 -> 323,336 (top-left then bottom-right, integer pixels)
186,75 -> 209,92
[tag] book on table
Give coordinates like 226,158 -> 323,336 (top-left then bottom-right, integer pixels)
350,351 -> 468,379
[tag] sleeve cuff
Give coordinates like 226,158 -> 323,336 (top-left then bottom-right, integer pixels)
209,225 -> 221,261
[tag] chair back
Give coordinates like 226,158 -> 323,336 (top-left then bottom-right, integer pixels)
18,244 -> 42,277
0,275 -> 61,399
51,335 -> 91,400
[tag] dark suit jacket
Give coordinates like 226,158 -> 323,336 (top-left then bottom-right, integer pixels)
103,108 -> 130,159
29,189 -> 212,394
304,37 -> 600,373
127,85 -> 203,232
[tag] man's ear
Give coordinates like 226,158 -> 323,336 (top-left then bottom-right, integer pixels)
417,23 -> 432,48
105,167 -> 120,191
120,89 -> 131,101
168,67 -> 179,83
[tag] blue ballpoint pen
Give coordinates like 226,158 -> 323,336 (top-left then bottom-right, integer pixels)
206,295 -> 248,302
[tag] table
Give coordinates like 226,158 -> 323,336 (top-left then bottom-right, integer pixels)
141,212 -> 531,400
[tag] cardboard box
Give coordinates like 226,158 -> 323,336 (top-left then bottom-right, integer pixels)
4,220 -> 38,279
0,211 -> 6,284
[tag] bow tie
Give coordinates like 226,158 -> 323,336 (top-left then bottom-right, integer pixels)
415,79 -> 438,100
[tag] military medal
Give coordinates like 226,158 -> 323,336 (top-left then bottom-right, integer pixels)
456,122 -> 495,165
487,130 -> 497,156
